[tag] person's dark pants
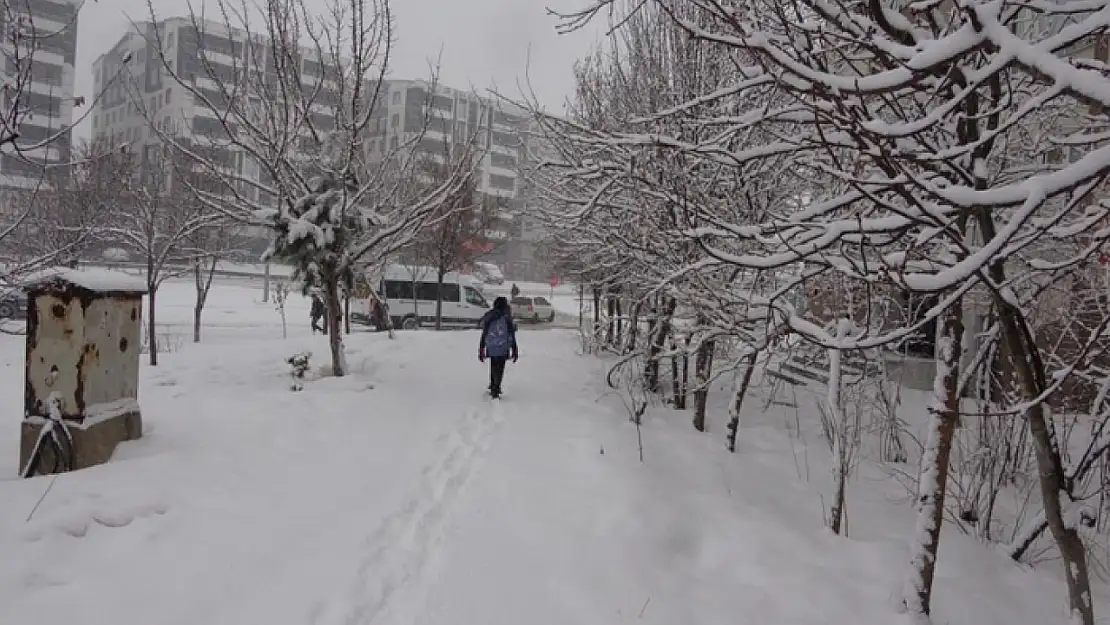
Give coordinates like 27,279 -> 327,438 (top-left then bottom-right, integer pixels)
311,315 -> 326,334
489,356 -> 508,396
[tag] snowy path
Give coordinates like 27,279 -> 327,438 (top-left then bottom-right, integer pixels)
310,403 -> 506,625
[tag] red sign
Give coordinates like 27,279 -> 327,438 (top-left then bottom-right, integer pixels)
461,239 -> 494,254
549,276 -> 559,288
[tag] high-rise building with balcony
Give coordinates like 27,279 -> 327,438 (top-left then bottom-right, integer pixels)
92,21 -> 555,275
0,0 -> 80,190
91,17 -> 342,253
366,79 -> 554,278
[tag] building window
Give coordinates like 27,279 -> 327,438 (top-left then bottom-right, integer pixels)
492,130 -> 517,148
490,152 -> 516,170
390,114 -> 398,128
489,174 -> 515,191
392,91 -> 401,105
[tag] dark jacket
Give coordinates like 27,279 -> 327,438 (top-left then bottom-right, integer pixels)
479,301 -> 518,358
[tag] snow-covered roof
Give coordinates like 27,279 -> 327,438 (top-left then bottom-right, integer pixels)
21,267 -> 148,294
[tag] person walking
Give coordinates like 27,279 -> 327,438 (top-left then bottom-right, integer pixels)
310,293 -> 326,335
478,296 -> 518,399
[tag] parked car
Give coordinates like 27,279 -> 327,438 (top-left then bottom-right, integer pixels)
472,261 -> 505,285
0,288 -> 27,319
511,296 -> 556,323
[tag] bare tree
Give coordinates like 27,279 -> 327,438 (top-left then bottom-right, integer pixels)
9,141 -> 122,267
410,139 -> 495,330
105,145 -> 221,365
186,216 -> 244,343
0,0 -> 129,283
138,0 -> 471,376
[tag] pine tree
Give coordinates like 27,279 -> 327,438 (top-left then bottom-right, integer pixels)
263,142 -> 362,375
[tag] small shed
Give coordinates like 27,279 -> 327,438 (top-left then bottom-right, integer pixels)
19,267 -> 148,477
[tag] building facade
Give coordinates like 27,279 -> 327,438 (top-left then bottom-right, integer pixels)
366,79 -> 554,280
0,0 -> 80,191
91,21 -> 554,277
91,18 -> 332,256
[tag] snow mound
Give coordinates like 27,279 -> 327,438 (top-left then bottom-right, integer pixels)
19,267 -> 148,293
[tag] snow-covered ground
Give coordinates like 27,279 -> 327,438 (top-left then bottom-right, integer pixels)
0,278 -> 1100,625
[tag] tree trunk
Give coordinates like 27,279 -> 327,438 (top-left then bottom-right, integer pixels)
626,297 -> 643,353
193,256 -> 217,344
904,300 -> 964,617
193,301 -> 202,344
997,307 -> 1094,625
592,286 -> 602,349
324,275 -> 346,377
645,297 -> 658,373
679,335 -> 691,410
670,333 -> 681,406
344,291 -> 351,334
435,269 -> 445,331
193,262 -> 204,344
262,262 -> 270,303
614,295 -> 624,348
606,290 -> 616,347
577,283 -> 585,334
827,327 -> 849,536
692,336 -> 716,432
147,284 -> 159,367
727,351 -> 757,453
646,297 -> 676,393
975,199 -> 1095,624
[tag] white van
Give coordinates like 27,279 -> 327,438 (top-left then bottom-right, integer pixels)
362,264 -> 491,330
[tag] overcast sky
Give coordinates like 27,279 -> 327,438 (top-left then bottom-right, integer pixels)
72,0 -> 603,141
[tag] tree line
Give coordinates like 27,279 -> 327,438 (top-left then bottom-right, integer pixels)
526,0 -> 1110,623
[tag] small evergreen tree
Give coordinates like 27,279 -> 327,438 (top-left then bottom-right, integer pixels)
263,148 -> 362,375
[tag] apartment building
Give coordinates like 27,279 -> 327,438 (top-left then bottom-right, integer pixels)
91,21 -> 555,276
367,79 -> 553,279
91,17 -> 342,253
91,18 -> 317,195
0,0 -> 80,191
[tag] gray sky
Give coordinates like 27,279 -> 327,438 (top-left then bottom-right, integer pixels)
72,0 -> 603,141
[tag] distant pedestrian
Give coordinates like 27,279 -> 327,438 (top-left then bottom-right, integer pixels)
368,290 -> 390,332
478,296 -> 518,399
510,283 -> 520,299
310,293 -> 327,335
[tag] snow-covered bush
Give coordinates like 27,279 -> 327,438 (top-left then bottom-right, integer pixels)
287,351 -> 312,392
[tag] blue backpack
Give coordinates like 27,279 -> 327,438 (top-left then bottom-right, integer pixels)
486,314 -> 511,357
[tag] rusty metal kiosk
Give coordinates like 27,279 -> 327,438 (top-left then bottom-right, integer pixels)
19,268 -> 147,477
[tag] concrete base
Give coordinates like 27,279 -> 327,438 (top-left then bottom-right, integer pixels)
19,411 -> 142,477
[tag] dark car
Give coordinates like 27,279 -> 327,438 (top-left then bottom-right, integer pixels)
0,288 -> 28,319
